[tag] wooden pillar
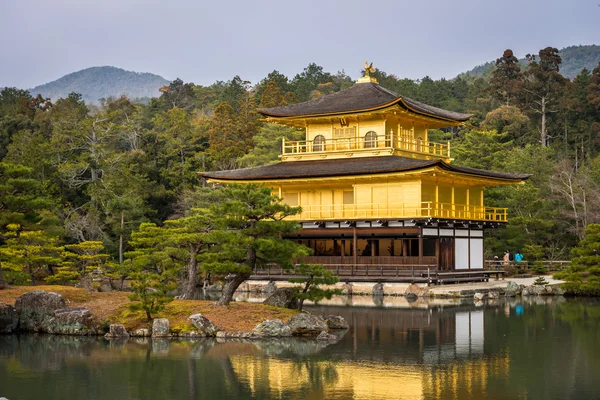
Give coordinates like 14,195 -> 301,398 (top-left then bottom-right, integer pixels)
353,228 -> 358,266
418,231 -> 424,265
435,237 -> 440,268
341,239 -> 345,265
435,182 -> 439,218
451,184 -> 455,218
466,187 -> 470,219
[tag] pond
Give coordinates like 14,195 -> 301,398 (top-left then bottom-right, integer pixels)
1,296 -> 599,399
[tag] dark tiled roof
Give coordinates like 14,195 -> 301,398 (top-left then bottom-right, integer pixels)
200,156 -> 530,181
258,82 -> 472,122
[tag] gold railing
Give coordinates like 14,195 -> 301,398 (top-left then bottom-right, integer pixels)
287,202 -> 507,222
282,133 -> 450,158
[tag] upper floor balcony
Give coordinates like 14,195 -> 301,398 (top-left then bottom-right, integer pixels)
285,202 -> 508,223
281,132 -> 450,162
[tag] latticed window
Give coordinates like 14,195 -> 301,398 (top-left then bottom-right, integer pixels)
364,131 -> 378,148
313,135 -> 326,151
333,127 -> 356,139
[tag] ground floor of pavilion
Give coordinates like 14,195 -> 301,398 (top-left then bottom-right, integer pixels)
283,219 -> 493,273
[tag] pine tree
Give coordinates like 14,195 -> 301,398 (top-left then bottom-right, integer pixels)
0,225 -> 63,285
289,263 -> 342,311
202,184 -> 310,306
489,49 -> 524,106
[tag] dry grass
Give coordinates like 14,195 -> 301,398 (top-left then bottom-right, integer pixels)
0,285 -> 298,332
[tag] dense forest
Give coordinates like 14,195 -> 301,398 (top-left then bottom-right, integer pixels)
1,45 -> 600,288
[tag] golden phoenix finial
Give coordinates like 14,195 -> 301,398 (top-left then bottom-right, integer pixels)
364,61 -> 375,77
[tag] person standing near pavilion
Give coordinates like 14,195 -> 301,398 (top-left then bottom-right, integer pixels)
502,250 -> 511,267
514,250 -> 524,263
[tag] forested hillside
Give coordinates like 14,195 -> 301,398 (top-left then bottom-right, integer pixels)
460,45 -> 600,80
29,66 -> 169,104
1,45 -> 600,286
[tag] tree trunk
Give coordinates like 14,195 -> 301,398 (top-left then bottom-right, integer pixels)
119,212 -> 124,265
298,277 -> 312,311
0,264 -> 6,287
216,273 -> 249,306
541,96 -> 547,147
29,265 -> 35,286
181,247 -> 198,300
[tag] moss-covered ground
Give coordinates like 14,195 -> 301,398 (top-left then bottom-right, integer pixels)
0,285 -> 298,332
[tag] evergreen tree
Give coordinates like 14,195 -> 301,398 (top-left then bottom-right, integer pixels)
489,49 -> 524,106
523,47 -> 568,147
555,223 -> 600,295
202,184 -> 310,306
289,263 -> 342,311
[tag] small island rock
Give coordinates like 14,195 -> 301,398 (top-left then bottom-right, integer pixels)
252,320 -> 292,337
287,313 -> 328,336
325,315 -> 349,330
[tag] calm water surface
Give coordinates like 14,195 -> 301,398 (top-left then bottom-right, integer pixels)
1,296 -> 600,400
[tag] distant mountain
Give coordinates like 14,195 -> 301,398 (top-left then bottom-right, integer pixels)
29,66 -> 170,104
459,45 -> 600,80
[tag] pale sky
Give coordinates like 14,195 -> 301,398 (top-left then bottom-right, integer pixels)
1,0 -> 599,89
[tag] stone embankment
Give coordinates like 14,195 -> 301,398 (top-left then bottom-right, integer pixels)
245,278 -> 566,299
0,290 -> 349,341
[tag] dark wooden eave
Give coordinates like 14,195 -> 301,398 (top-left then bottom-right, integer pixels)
199,156 -> 530,182
257,82 -> 472,122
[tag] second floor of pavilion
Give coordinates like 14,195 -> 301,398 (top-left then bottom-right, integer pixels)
258,74 -> 471,163
200,156 -> 531,224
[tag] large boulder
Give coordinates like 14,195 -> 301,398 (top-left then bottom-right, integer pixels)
325,315 -> 349,330
46,307 -> 96,335
252,320 -> 292,337
473,292 -> 486,301
263,281 -> 277,295
189,313 -> 219,337
372,283 -> 385,296
152,318 -> 170,337
105,323 -> 129,338
286,313 -> 328,336
263,288 -> 299,309
15,291 -> 67,332
0,303 -> 18,334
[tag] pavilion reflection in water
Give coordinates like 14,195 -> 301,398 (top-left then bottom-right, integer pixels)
229,305 -> 509,399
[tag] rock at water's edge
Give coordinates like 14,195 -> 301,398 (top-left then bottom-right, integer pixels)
105,323 -> 129,338
152,318 -> 170,337
133,328 -> 150,337
325,315 -> 349,330
473,292 -> 486,301
15,291 -> 67,332
263,287 -> 299,309
372,283 -> 384,296
47,307 -> 95,335
0,303 -> 18,334
287,313 -> 328,337
189,313 -> 219,337
252,320 -> 292,337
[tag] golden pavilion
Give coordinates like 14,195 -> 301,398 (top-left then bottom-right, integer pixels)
201,65 -> 529,272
